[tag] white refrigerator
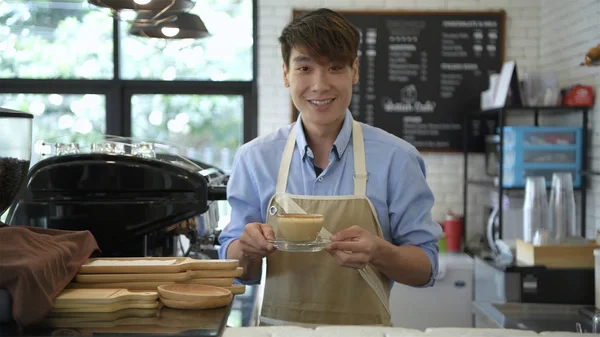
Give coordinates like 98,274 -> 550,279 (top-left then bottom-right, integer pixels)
389,253 -> 474,330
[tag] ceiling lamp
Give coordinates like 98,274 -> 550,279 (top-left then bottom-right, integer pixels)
88,0 -> 194,12
129,12 -> 210,39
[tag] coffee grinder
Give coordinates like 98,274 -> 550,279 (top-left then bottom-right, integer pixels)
0,107 -> 33,323
0,108 -> 33,221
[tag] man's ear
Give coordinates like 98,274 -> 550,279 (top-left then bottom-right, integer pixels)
283,62 -> 290,88
352,57 -> 359,84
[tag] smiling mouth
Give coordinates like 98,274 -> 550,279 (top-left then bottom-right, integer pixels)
309,98 -> 335,106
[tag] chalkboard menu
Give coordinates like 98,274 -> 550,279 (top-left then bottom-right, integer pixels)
291,10 -> 506,152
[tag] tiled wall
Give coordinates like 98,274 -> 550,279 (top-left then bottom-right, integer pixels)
539,0 -> 600,238
256,0 -> 573,242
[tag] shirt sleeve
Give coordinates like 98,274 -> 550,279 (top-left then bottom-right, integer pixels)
217,146 -> 264,285
388,148 -> 443,287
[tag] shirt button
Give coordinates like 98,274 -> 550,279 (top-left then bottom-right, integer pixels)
318,177 -> 324,182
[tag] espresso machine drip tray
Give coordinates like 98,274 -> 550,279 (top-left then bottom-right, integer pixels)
6,135 -> 228,257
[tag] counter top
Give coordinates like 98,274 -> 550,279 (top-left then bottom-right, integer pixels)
0,301 -> 232,337
0,281 -> 259,337
473,301 -> 598,333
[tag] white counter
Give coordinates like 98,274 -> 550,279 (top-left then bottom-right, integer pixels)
221,326 -> 593,337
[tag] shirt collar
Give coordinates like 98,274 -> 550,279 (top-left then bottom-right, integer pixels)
294,110 -> 354,161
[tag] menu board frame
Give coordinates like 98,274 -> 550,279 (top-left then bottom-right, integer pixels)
289,9 -> 507,153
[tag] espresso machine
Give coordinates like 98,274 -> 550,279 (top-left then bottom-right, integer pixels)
6,135 -> 228,258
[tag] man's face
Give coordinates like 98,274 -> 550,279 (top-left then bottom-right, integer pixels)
283,47 -> 359,128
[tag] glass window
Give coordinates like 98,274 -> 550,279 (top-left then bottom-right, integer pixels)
0,93 -> 107,164
119,0 -> 253,81
131,94 -> 243,230
0,1 -> 114,79
130,94 -> 243,172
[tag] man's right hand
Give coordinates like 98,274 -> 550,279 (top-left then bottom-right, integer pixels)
238,222 -> 276,260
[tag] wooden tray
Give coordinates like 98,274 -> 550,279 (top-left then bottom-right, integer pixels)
50,300 -> 159,313
54,289 -> 158,306
78,257 -> 238,274
516,239 -> 599,268
157,284 -> 231,302
75,267 -> 244,283
67,278 -> 233,291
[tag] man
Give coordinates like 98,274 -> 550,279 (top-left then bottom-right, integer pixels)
218,8 -> 443,327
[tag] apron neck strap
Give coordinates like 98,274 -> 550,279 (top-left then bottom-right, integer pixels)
275,119 -> 368,196
352,120 -> 367,196
276,125 -> 297,195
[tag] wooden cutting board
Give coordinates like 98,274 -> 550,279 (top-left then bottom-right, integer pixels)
45,306 -> 227,333
78,257 -> 239,274
42,316 -> 159,328
75,267 -> 244,283
181,278 -> 233,287
45,308 -> 159,320
50,300 -> 159,313
68,278 -> 233,291
54,289 -> 158,306
190,267 -> 243,278
224,284 -> 246,295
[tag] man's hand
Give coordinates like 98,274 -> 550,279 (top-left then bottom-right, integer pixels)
324,226 -> 383,269
238,223 -> 277,260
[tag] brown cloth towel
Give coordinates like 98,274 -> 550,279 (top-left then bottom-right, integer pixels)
0,222 -> 100,326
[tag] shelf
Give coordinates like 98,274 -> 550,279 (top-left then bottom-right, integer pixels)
467,179 -> 496,187
466,179 -> 583,191
471,106 -> 589,116
464,103 -> 589,241
466,180 -> 525,191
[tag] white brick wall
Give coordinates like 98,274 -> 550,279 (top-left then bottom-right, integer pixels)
540,0 -> 600,239
257,0 -> 543,242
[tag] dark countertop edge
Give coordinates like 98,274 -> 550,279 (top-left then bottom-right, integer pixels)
472,301 -> 504,328
472,301 -> 595,332
0,332 -> 219,337
473,255 -> 596,273
0,301 -> 233,337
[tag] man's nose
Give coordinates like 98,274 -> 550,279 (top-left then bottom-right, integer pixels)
311,71 -> 331,92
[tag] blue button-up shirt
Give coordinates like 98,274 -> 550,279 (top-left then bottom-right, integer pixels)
218,110 -> 443,286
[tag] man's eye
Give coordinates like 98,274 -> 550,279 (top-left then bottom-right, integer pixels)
330,66 -> 343,71
297,67 -> 309,71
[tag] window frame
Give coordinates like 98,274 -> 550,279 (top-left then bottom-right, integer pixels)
0,1 -> 258,143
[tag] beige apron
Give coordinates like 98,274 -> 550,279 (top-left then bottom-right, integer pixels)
259,120 -> 392,327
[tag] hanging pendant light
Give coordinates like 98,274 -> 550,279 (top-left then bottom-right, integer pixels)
129,12 -> 210,39
88,0 -> 194,11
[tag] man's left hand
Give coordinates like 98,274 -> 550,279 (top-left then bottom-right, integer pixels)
324,226 -> 382,269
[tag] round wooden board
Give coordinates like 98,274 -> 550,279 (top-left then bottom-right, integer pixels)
159,296 -> 231,310
157,284 -> 231,302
